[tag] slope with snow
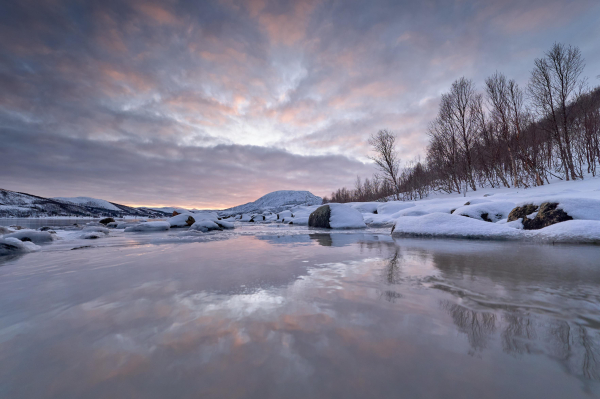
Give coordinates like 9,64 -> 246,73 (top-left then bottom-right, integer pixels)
221,190 -> 322,215
53,197 -> 122,211
0,188 -> 170,218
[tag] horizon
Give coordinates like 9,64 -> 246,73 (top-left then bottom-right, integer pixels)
2,0 -> 600,209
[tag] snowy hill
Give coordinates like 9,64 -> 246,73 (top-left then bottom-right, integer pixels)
221,190 -> 322,215
0,188 -> 170,218
53,197 -> 122,211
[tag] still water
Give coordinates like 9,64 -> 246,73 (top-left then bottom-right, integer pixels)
0,231 -> 599,398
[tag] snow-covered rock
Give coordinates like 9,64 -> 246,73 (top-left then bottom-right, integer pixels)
215,220 -> 235,229
80,232 -> 107,239
0,237 -> 40,256
0,226 -> 14,234
124,221 -> 170,232
83,225 -> 109,234
189,220 -> 222,232
3,229 -> 56,244
290,216 -> 309,225
452,201 -> 516,222
79,226 -> 109,239
168,213 -> 196,227
308,204 -> 366,229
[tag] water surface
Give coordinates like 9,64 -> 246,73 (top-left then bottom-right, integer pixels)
0,229 -> 599,398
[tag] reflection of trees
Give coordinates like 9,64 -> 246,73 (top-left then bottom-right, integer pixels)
501,313 -> 537,355
377,249 -> 404,303
381,290 -> 402,303
440,299 -> 600,381
385,249 -> 401,285
547,320 -> 600,382
440,301 -> 496,353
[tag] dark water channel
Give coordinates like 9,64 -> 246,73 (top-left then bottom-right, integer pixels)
0,233 -> 599,398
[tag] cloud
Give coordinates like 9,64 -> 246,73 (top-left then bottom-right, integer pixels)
1,0 -> 599,206
0,126 -> 374,208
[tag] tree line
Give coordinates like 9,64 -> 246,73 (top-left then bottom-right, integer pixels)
323,43 -> 600,204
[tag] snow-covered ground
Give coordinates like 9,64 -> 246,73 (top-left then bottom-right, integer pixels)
223,176 -> 600,243
2,178 -> 600,252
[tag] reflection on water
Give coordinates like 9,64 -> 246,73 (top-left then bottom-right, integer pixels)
0,233 -> 599,398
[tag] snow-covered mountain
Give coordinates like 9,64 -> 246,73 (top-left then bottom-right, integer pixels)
0,188 -> 170,218
53,197 -> 123,211
221,190 -> 322,215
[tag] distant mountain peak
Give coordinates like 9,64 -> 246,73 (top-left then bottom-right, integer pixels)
222,190 -> 322,215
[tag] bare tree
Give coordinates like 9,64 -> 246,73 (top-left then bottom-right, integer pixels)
368,130 -> 402,200
528,43 -> 585,180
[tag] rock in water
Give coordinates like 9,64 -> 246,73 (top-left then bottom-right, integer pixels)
168,214 -> 196,227
522,202 -> 573,230
508,204 -> 539,222
309,204 -> 367,229
309,205 -> 332,228
99,217 -> 115,225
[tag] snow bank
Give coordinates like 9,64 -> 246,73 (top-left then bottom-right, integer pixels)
391,213 -> 600,243
329,204 -> 367,229
3,229 -> 56,244
124,221 -> 170,232
347,202 -> 379,214
0,237 -> 40,256
376,202 -> 415,214
535,220 -> 600,243
392,213 -> 521,240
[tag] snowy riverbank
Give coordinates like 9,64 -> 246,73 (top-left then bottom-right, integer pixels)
2,176 -> 600,253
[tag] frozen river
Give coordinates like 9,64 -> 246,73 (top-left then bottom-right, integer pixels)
1,222 -> 599,398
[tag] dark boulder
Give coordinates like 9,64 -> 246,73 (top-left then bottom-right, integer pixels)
99,217 -> 115,225
522,202 -> 572,230
172,211 -> 180,216
308,205 -> 331,228
20,237 -> 32,242
507,204 -> 538,222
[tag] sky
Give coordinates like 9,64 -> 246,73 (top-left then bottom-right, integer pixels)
1,0 -> 599,209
